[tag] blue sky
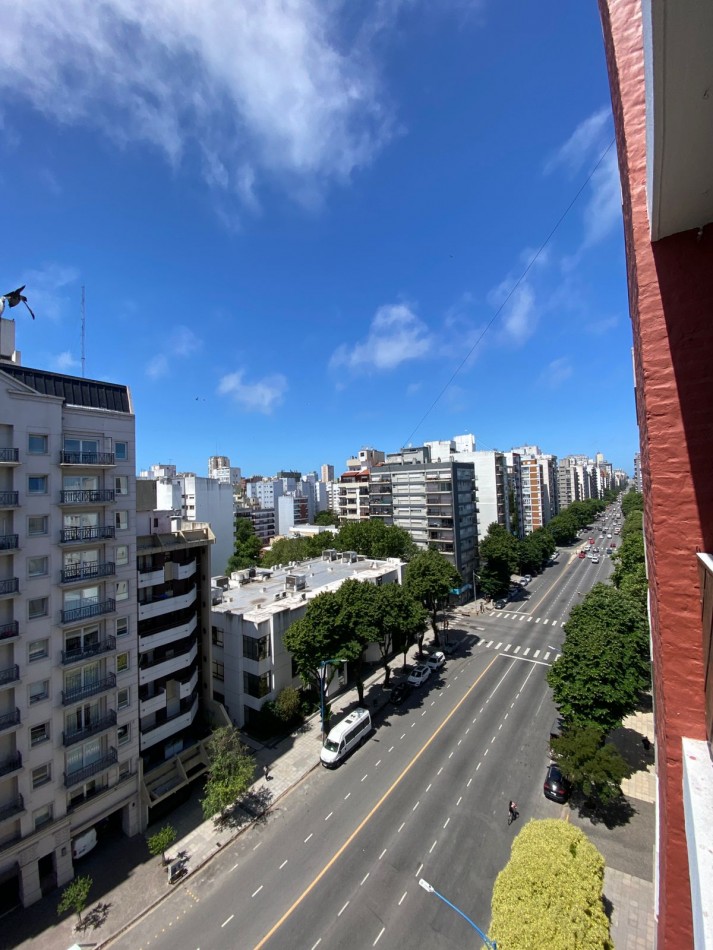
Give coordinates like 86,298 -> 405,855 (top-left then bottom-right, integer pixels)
0,0 -> 637,477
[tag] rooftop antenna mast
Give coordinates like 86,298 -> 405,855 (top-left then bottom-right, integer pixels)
81,286 -> 86,377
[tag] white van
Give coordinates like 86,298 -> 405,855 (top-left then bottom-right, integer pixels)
320,708 -> 372,768
71,827 -> 97,860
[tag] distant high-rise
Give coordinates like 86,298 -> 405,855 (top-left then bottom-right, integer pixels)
321,464 -> 334,483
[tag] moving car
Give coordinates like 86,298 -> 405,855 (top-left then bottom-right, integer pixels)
591,555 -> 600,563
543,763 -> 571,802
605,547 -> 613,555
494,598 -> 507,608
389,682 -> 411,705
408,664 -> 432,687
578,551 -> 586,559
425,651 -> 446,670
321,708 -> 372,768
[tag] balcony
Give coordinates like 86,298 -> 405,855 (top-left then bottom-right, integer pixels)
0,535 -> 18,551
0,708 -> 20,731
0,448 -> 19,464
0,664 -> 20,687
0,492 -> 18,507
140,696 -> 199,750
0,795 -> 24,822
64,748 -> 118,787
60,451 -> 115,466
62,673 -> 116,706
62,635 -> 116,666
0,621 -> 18,641
179,666 -> 199,700
63,710 -> 117,747
60,525 -> 115,543
0,752 -> 21,777
139,641 -> 198,686
140,689 -> 166,717
61,561 -> 116,584
0,578 -> 19,597
138,587 -> 196,622
60,489 -> 115,504
139,614 -> 197,652
138,567 -> 165,589
61,598 -> 116,624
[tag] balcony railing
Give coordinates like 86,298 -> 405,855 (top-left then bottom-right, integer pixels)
60,525 -> 115,543
0,534 -> 18,551
61,561 -> 115,584
0,578 -> 19,596
0,448 -> 19,463
0,664 -> 20,687
64,748 -> 118,787
0,795 -> 24,822
63,710 -> 117,747
62,635 -> 116,666
0,491 -> 18,507
0,620 -> 19,641
0,752 -> 22,777
62,673 -> 116,706
0,708 -> 21,731
60,451 -> 115,466
60,489 -> 115,504
61,598 -> 116,624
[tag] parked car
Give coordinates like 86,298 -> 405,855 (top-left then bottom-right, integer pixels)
544,763 -> 571,802
426,651 -> 446,670
408,665 -> 431,687
389,682 -> 412,705
494,598 -> 507,609
442,641 -> 458,655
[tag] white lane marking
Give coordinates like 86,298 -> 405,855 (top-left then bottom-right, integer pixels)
426,783 -> 432,792
388,746 -> 395,753
373,927 -> 386,946
361,774 -> 368,782
527,616 -> 534,622
535,617 -> 541,624
446,684 -> 451,690
495,642 -> 502,649
504,712 -> 509,720
304,833 -> 313,843
523,647 -> 530,656
361,872 -> 370,886
504,644 -> 511,651
252,885 -> 263,898
338,901 -> 349,917
437,767 -> 444,775
398,822 -> 405,833
520,615 -> 526,621
222,915 -> 234,927
472,718 -> 477,724
514,645 -> 521,654
551,620 -> 558,627
411,722 -> 416,728
430,701 -> 436,707
534,649 -> 540,658
421,711 -> 427,717
457,796 -> 462,806
413,801 -> 420,811
400,733 -> 407,740
457,739 -> 462,746
479,707 -> 484,714
543,619 -> 549,625
476,761 -> 481,770
465,727 -> 470,735
310,940 -> 321,950
557,653 -> 561,660
325,812 -> 333,821
491,736 -> 496,744
253,842 -> 262,851
416,863 -> 423,878
544,652 -> 551,660
379,848 -> 387,860
443,817 -> 450,829
375,760 -> 382,768
231,863 -> 239,872
498,722 -> 503,730
484,748 -> 488,757
467,778 -> 473,787
449,752 -> 454,759
485,640 -> 492,647
344,792 -> 351,801
279,860 -> 288,869
399,891 -> 408,906
429,840 -> 437,853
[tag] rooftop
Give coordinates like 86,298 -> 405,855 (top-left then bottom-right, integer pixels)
0,362 -> 132,413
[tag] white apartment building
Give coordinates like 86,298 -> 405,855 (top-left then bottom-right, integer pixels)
338,469 -> 370,522
208,455 -> 241,487
345,447 -> 385,472
557,455 -> 598,509
320,464 -> 334,483
510,446 -> 559,530
245,478 -> 286,510
235,507 -> 275,544
209,553 -> 404,728
0,319 -> 140,908
276,493 -> 310,536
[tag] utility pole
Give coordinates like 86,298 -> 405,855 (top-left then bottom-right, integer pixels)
81,285 -> 86,377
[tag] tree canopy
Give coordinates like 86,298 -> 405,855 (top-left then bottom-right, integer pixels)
226,517 -> 263,573
334,519 -> 418,561
261,533 -> 332,568
404,548 -> 461,649
621,490 -> 643,517
314,510 -> 340,527
551,724 -> 632,804
201,726 -> 255,820
478,523 -> 519,598
374,582 -> 428,685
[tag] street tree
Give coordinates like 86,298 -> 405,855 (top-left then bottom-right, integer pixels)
551,724 -> 632,805
57,875 -> 93,928
334,519 -> 418,561
620,508 -> 643,540
404,548 -> 461,650
329,578 -> 383,704
374,583 -> 427,686
547,583 -> 650,733
260,533 -> 332,568
146,824 -> 177,865
612,526 -> 647,612
490,820 -> 611,950
226,518 -> 263,573
546,511 -> 579,545
621,490 -> 643,517
518,527 -> 555,575
273,686 -> 302,723
314,509 -> 340,527
478,523 -> 519,599
201,726 -> 255,821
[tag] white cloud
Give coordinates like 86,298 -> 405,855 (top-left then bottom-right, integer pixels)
539,357 -> 573,389
146,355 -> 169,380
499,282 -> 537,345
585,314 -> 620,336
582,148 -> 622,247
19,263 -> 79,321
218,369 -> 287,413
0,1 -> 392,206
330,302 -> 432,374
145,325 -> 202,379
51,351 -> 80,372
544,107 -> 611,177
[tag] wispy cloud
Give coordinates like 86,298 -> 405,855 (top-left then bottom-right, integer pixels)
584,314 -> 620,336
145,325 -> 202,379
487,276 -> 538,346
50,350 -> 81,373
544,107 -> 611,177
20,263 -> 80,321
330,302 -> 433,374
539,357 -> 573,389
218,369 -> 288,413
146,355 -> 169,381
581,149 -> 622,247
0,1 -> 393,208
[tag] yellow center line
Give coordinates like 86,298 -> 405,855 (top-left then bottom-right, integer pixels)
518,550 -> 579,617
253,654 -> 499,949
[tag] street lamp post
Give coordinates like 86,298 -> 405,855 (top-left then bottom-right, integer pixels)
418,879 -> 496,949
319,658 -> 345,741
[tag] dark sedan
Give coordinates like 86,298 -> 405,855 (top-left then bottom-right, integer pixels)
389,682 -> 412,705
543,763 -> 571,803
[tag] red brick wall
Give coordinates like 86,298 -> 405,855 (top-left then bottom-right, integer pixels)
598,2 -> 712,946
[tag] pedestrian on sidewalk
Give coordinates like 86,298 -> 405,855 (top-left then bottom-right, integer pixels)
263,763 -> 270,781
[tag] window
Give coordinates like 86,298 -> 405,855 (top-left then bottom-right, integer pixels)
213,690 -> 225,704
28,475 -> 48,494
115,544 -> 129,566
116,617 -> 129,638
28,434 -> 48,454
115,441 -> 128,461
116,652 -> 129,673
33,804 -> 53,829
28,515 -> 48,536
115,580 -> 129,602
212,626 -> 224,647
30,722 -> 50,746
28,598 -> 48,620
29,638 -> 49,662
117,687 -> 130,710
118,759 -> 131,779
243,635 -> 270,662
243,671 -> 271,699
29,680 -> 50,704
63,437 -> 98,454
117,723 -> 130,746
212,661 -> 225,681
32,763 -> 52,788
115,510 -> 128,531
114,475 -> 128,496
27,556 -> 48,577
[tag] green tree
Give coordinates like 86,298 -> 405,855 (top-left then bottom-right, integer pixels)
314,510 -> 340,527
334,519 -> 418,561
547,583 -> 650,733
57,875 -> 93,927
326,579 -> 383,704
479,523 -> 519,598
547,510 -> 579,545
201,726 -> 255,821
226,517 -> 263,573
261,533 -> 332,568
621,490 -> 643,517
551,724 -> 632,805
404,549 -> 461,650
490,820 -> 611,950
273,686 -> 302,723
146,824 -> 177,865
374,583 -> 427,686
620,508 -> 643,540
518,527 -> 555,575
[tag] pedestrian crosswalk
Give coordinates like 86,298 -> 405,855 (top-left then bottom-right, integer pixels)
492,611 -> 559,626
476,638 -> 561,663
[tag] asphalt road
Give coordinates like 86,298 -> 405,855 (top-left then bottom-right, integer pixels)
111,525 -> 620,950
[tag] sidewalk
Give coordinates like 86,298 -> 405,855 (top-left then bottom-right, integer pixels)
3,599 -> 656,950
